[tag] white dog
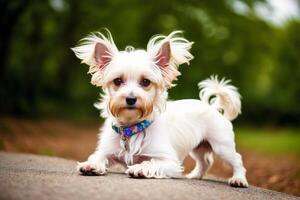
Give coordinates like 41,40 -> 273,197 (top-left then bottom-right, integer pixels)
72,30 -> 248,187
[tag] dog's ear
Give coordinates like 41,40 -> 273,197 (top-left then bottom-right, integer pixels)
71,30 -> 118,87
147,31 -> 194,88
156,40 -> 171,68
94,42 -> 112,69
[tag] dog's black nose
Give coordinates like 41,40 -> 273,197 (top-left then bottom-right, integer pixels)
126,96 -> 137,106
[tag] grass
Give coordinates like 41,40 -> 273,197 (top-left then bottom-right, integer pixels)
235,127 -> 300,156
38,148 -> 55,156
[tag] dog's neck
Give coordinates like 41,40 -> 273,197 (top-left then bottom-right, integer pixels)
113,111 -> 156,127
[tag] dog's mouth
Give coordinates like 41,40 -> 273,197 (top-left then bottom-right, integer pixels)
125,105 -> 137,110
113,106 -> 144,124
108,99 -> 153,123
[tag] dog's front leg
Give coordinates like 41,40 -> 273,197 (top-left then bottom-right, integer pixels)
77,123 -> 121,175
125,158 -> 183,178
77,151 -> 108,175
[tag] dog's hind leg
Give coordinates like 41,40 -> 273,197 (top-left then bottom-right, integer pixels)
186,141 -> 214,179
209,131 -> 248,188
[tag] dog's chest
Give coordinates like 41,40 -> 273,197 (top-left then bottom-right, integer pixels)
115,133 -> 148,165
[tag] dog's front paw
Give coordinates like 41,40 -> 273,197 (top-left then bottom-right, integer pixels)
228,176 -> 249,188
77,160 -> 107,176
125,165 -> 146,178
125,162 -> 168,179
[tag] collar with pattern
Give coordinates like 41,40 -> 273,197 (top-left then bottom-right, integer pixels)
112,120 -> 153,139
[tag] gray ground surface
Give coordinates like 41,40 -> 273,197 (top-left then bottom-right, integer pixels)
0,152 -> 298,200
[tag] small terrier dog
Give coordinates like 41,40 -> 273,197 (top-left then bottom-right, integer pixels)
72,30 -> 248,187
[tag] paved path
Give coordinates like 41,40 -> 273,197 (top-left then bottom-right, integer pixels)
0,152 -> 298,200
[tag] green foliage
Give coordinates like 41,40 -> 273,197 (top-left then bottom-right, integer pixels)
236,127 -> 300,156
0,0 -> 299,125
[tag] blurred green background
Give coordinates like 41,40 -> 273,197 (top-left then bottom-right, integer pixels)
1,0 -> 300,126
1,0 -> 300,195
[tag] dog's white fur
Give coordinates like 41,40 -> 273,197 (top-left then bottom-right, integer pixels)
72,30 -> 248,187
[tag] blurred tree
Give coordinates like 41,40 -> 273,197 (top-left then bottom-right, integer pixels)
0,0 -> 31,114
0,0 -> 299,125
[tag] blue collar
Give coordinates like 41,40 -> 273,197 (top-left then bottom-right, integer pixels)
112,120 -> 153,139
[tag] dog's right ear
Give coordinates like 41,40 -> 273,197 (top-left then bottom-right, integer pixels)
71,31 -> 118,87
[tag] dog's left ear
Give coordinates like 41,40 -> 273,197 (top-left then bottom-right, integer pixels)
147,31 -> 194,87
71,30 -> 118,87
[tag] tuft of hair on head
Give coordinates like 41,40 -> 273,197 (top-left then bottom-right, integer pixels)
71,29 -> 119,87
147,31 -> 194,88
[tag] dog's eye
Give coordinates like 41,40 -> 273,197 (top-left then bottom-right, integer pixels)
140,78 -> 151,87
113,78 -> 123,86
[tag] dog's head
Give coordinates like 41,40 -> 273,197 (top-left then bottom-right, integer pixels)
72,30 -> 193,125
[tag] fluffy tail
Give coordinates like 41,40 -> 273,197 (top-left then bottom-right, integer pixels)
198,75 -> 241,121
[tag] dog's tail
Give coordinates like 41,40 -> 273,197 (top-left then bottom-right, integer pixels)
198,75 -> 241,121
